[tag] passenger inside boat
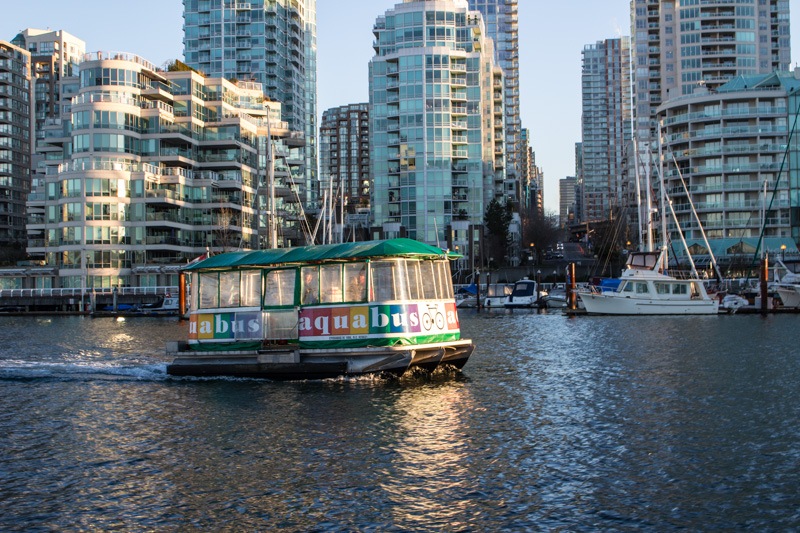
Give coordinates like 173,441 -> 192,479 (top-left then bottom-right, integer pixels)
301,268 -> 319,304
347,266 -> 367,302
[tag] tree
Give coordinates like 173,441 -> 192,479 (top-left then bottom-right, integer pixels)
520,209 -> 562,264
213,206 -> 239,252
483,199 -> 513,267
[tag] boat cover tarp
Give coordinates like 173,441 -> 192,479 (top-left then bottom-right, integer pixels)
185,238 -> 457,271
457,283 -> 477,295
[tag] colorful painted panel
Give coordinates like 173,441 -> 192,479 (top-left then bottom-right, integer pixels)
188,311 -> 263,341
298,301 -> 460,342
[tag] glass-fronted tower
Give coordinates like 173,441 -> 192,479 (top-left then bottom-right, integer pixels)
631,0 -> 791,149
0,41 -> 32,250
183,0 -> 317,204
319,103 -> 370,242
467,0 -> 520,199
580,37 -> 632,223
369,0 -> 502,246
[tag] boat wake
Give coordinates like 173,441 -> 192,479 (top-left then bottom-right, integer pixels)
0,360 -> 170,382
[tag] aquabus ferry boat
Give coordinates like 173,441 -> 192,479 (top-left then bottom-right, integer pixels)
166,239 -> 474,379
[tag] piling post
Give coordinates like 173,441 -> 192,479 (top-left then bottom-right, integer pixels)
568,263 -> 577,310
179,271 -> 187,318
760,255 -> 769,315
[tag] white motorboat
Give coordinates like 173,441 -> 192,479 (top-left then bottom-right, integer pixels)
483,283 -> 513,308
578,247 -> 720,315
773,260 -> 800,308
504,279 -> 543,309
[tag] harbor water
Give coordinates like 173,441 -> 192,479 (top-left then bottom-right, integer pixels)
1,312 -> 798,530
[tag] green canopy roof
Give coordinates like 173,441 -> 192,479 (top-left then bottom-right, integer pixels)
184,238 -> 455,271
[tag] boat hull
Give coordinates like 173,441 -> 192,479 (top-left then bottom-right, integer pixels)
776,285 -> 800,308
579,293 -> 719,315
166,339 -> 474,380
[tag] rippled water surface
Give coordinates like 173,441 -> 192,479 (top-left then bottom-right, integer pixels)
1,313 -> 799,530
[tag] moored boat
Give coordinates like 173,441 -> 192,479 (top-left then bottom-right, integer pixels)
504,278 -> 542,309
577,247 -> 720,315
166,238 -> 475,379
483,283 -> 513,308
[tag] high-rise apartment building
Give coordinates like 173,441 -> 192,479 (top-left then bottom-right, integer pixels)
319,103 -> 370,242
26,52 -> 304,289
10,29 -> 85,139
580,38 -> 632,223
0,41 -> 32,251
183,0 -> 317,205
519,128 -> 543,221
10,29 -> 86,257
467,0 -> 521,197
559,176 -> 577,229
658,71 -> 799,261
369,0 -> 504,252
631,0 -> 791,148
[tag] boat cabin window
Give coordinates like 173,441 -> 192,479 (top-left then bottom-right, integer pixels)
241,270 -> 261,307
622,282 -> 634,293
436,260 -> 453,298
406,261 -> 422,300
635,282 -> 649,294
300,267 -> 319,305
199,272 -> 219,308
367,258 -> 451,302
264,269 -> 296,307
420,261 -> 438,299
219,271 -> 240,307
690,282 -> 700,299
320,264 -> 343,303
672,283 -> 688,295
195,270 -> 262,309
371,260 -> 400,301
344,262 -> 367,302
655,282 -> 670,295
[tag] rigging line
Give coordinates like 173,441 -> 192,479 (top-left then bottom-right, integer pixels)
750,87 -> 800,269
666,195 -> 699,278
670,152 -> 723,281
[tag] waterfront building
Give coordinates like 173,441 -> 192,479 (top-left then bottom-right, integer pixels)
25,52 -> 304,290
657,71 -> 799,264
467,0 -> 521,200
369,0 -> 505,262
0,41 -> 32,252
319,103 -> 370,242
631,0 -> 792,151
183,0 -> 317,206
580,37 -> 633,224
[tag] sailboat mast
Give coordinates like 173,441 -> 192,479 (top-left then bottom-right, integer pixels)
658,121 -> 668,268
264,118 -> 278,249
628,39 -> 644,252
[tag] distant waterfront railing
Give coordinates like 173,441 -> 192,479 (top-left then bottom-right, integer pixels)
0,286 -> 178,299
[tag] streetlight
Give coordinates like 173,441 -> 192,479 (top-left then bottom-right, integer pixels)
781,243 -> 787,263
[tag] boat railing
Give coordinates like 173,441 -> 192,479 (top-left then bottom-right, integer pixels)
665,269 -> 704,280
0,286 -> 178,298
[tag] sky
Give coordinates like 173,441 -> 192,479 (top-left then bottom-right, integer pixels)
1,0 -> 798,213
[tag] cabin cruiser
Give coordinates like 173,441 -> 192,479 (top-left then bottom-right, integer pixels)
504,278 -> 543,309
577,247 -> 719,315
